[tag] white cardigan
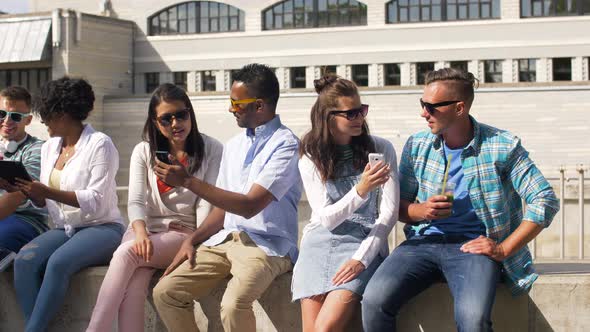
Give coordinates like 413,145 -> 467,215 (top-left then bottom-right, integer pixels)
39,124 -> 124,234
299,136 -> 400,268
126,134 -> 223,233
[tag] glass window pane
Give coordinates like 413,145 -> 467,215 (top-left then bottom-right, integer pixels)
521,0 -> 531,16
351,64 -> 369,87
265,10 -> 273,29
448,4 -> 457,19
188,2 -> 196,18
492,0 -> 500,17
469,3 -> 479,18
432,4 -> 442,19
416,62 -> 434,84
553,57 -> 572,81
290,67 -> 306,88
0,71 -> 6,89
220,17 -> 229,31
179,4 -> 187,19
384,63 -> 401,85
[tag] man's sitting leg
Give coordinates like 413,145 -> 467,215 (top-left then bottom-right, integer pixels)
221,232 -> 292,332
362,240 -> 443,332
0,215 -> 39,253
442,244 -> 501,332
153,244 -> 231,332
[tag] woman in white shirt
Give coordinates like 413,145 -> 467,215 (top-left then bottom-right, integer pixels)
291,75 -> 400,331
86,83 -> 222,332
13,77 -> 125,332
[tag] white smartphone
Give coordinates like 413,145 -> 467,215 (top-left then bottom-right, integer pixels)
368,153 -> 384,168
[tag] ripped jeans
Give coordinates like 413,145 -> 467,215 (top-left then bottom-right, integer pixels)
362,235 -> 501,332
13,223 -> 124,332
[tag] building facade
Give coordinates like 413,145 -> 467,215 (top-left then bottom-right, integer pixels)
0,0 -> 589,184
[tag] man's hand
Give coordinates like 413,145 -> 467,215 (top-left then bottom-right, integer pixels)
15,178 -> 48,206
0,178 -> 20,193
460,235 -> 507,262
332,259 -> 366,286
418,195 -> 452,220
153,156 -> 192,188
162,238 -> 197,278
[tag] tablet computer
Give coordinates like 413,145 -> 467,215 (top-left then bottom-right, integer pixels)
0,160 -> 33,184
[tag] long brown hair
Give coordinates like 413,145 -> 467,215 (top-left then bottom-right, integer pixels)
300,74 -> 374,182
142,83 -> 204,174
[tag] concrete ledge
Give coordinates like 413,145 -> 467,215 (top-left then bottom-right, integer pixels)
1,264 -> 589,331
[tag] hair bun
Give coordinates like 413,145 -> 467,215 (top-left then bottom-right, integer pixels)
314,74 -> 339,94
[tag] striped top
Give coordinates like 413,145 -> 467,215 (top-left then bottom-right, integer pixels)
399,116 -> 559,295
2,135 -> 48,234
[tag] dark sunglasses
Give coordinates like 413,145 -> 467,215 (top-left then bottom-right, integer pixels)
420,98 -> 460,115
156,109 -> 191,126
0,110 -> 32,123
330,104 -> 369,120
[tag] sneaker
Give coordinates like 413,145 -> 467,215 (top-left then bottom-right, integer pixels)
0,248 -> 16,272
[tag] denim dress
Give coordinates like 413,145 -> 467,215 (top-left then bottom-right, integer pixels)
292,160 -> 384,300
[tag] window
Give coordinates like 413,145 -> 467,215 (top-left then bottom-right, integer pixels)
386,0 -> 500,23
416,62 -> 435,85
145,73 -> 160,93
484,60 -> 503,83
450,61 -> 469,73
384,63 -> 401,86
351,64 -> 369,87
290,67 -> 306,88
262,0 -> 367,30
149,1 -> 245,35
202,71 -> 216,91
0,68 -> 50,93
320,65 -> 337,76
173,72 -> 188,91
518,59 -> 536,82
552,58 -> 572,81
521,0 -> 589,17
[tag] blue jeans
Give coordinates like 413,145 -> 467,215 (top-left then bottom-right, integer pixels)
0,215 -> 40,253
362,236 -> 501,332
13,223 -> 124,332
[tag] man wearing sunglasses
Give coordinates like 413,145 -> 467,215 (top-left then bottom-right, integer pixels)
153,63 -> 301,332
0,87 -> 48,269
363,68 -> 558,332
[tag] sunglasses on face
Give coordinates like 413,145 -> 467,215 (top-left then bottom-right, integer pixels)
229,98 -> 258,113
419,98 -> 461,115
330,104 -> 369,120
0,110 -> 32,123
156,109 -> 190,126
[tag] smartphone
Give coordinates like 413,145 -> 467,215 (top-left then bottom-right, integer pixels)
368,153 -> 384,168
155,150 -> 171,164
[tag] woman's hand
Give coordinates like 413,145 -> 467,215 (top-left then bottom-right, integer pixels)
15,178 -> 48,206
355,161 -> 390,198
132,227 -> 153,262
332,259 -> 366,286
0,178 -> 20,193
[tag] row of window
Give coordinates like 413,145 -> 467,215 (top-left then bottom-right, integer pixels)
148,0 -> 590,36
0,68 -> 51,93
144,57 -> 586,93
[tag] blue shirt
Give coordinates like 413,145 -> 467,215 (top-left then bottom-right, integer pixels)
399,116 -> 559,294
202,115 -> 302,262
416,142 -> 485,238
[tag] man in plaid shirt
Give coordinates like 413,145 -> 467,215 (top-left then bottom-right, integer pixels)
362,68 -> 559,332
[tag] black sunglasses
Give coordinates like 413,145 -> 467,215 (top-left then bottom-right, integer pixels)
0,110 -> 32,123
420,99 -> 460,115
330,104 -> 369,120
156,109 -> 191,126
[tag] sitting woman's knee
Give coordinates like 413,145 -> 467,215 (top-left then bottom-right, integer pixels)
14,243 -> 42,273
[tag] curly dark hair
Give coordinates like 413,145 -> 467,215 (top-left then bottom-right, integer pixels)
300,74 -> 374,182
33,76 -> 95,122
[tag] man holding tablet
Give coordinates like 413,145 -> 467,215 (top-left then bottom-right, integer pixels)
0,86 -> 47,266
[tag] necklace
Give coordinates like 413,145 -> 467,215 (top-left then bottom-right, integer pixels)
60,145 -> 75,168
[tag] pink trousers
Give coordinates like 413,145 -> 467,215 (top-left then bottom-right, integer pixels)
87,228 -> 189,332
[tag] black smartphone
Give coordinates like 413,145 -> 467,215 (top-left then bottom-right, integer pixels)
155,150 -> 170,164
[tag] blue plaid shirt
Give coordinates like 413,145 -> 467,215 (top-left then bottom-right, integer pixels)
399,116 -> 559,295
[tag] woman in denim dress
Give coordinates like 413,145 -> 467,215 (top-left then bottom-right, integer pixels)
292,75 -> 400,331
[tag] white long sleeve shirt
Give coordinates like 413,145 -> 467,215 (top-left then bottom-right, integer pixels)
39,124 -> 124,233
299,136 -> 400,268
126,134 -> 223,233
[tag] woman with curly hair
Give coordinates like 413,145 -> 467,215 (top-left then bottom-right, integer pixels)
13,77 -> 125,332
291,74 -> 399,331
86,83 -> 222,332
